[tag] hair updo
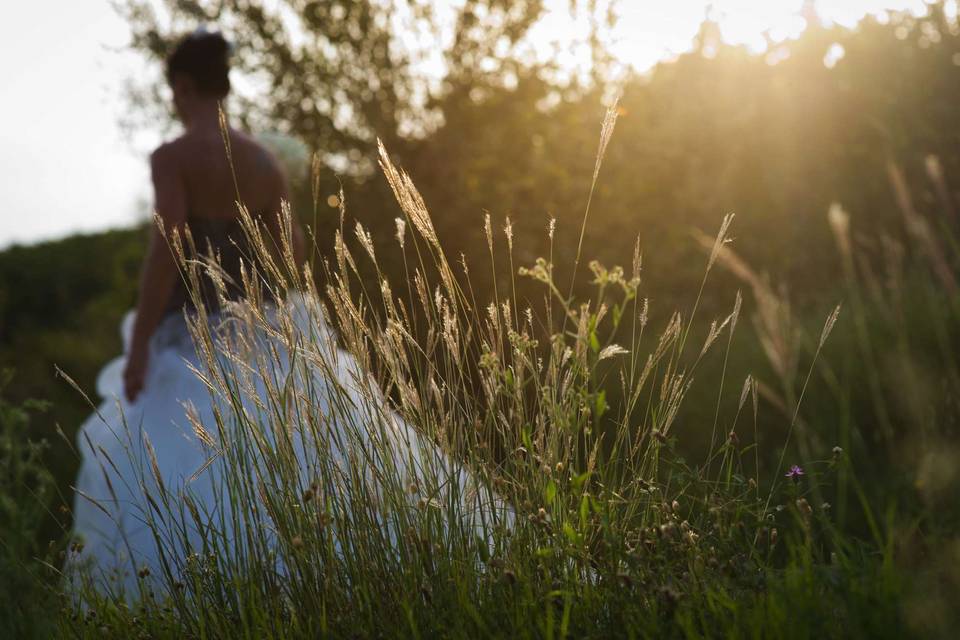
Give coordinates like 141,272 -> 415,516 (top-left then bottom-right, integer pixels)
165,31 -> 231,98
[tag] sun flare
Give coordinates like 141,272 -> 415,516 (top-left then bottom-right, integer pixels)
531,0 -> 932,74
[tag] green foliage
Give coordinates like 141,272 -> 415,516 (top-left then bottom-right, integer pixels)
0,374 -> 67,638
0,228 -> 143,508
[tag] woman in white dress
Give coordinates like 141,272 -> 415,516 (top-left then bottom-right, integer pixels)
68,31 -> 508,601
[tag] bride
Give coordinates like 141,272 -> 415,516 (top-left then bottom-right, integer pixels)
68,31 -> 508,601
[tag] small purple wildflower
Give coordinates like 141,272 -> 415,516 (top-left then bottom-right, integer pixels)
785,465 -> 805,480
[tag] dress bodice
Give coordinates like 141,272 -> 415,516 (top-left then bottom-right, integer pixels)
165,215 -> 256,315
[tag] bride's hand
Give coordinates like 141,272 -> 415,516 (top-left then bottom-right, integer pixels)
123,345 -> 150,402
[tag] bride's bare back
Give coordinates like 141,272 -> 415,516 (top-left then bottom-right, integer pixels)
153,128 -> 296,317
158,128 -> 286,223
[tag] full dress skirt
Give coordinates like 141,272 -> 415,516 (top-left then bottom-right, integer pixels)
67,295 -> 508,599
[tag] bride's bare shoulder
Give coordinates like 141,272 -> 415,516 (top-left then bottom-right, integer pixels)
149,136 -> 192,166
231,131 -> 285,179
147,140 -> 186,179
231,129 -> 278,158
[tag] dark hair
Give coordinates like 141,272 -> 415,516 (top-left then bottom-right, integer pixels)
165,31 -> 231,98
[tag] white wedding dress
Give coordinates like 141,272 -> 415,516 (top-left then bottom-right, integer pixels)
68,293 -> 508,600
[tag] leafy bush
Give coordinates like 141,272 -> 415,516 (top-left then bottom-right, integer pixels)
0,373 -> 67,638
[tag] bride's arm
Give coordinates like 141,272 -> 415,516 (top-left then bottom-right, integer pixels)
123,146 -> 187,402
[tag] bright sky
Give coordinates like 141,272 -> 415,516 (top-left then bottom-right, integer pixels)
0,1 -> 156,249
0,0 -> 931,249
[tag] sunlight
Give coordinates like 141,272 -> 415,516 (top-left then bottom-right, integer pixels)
710,0 -> 808,51
530,0 -> 934,75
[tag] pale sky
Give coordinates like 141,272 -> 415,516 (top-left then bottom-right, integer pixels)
0,1 -> 155,248
0,0 -> 931,249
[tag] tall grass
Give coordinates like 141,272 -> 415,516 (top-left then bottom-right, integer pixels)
690,154 -> 960,637
35,112 -> 931,637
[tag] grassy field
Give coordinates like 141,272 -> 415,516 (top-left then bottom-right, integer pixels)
2,117 -> 960,638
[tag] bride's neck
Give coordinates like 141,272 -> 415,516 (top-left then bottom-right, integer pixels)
183,100 -> 224,133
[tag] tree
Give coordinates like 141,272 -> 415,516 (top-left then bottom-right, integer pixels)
118,0 -> 547,172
